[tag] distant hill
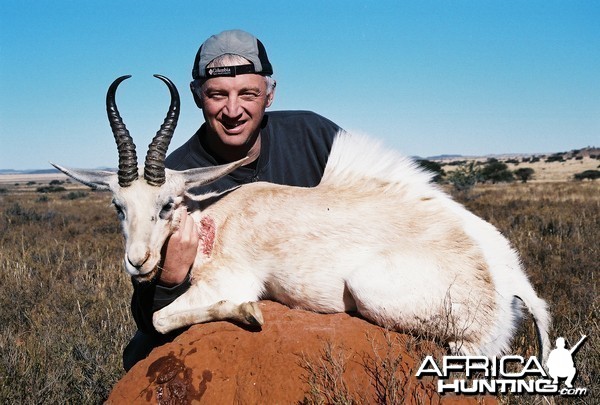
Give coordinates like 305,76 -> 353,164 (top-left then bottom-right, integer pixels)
0,167 -> 115,174
425,146 -> 599,162
424,154 -> 464,160
0,169 -> 59,175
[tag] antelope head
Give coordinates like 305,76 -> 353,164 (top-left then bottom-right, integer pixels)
52,75 -> 247,280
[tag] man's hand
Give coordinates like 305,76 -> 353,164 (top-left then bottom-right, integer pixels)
159,208 -> 199,286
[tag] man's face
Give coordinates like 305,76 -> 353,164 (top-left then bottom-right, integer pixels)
200,74 -> 274,148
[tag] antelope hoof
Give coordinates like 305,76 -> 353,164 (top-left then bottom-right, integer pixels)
240,302 -> 264,326
152,312 -> 171,334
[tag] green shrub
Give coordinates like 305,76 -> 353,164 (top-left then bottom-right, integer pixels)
514,167 -> 535,183
480,161 -> 514,183
62,191 -> 88,200
574,170 -> 600,181
447,162 -> 482,193
416,159 -> 445,183
36,185 -> 66,193
545,153 -> 565,163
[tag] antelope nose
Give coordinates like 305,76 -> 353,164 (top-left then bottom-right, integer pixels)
127,255 -> 148,269
127,247 -> 150,269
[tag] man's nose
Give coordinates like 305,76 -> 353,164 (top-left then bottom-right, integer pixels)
223,97 -> 242,117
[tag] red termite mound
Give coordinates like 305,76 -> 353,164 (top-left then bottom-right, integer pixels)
108,301 -> 494,404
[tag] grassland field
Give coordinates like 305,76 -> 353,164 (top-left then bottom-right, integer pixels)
0,165 -> 598,403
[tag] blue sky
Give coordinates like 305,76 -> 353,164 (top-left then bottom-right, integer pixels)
1,1 -> 598,170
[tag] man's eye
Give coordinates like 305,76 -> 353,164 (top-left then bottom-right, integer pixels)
241,93 -> 259,100
207,93 -> 225,100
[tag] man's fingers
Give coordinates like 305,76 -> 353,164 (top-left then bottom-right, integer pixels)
172,211 -> 199,246
159,210 -> 199,286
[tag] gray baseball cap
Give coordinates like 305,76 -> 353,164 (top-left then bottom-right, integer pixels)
192,30 -> 273,80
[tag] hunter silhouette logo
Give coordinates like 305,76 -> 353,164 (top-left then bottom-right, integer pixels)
546,335 -> 587,389
416,333 -> 589,396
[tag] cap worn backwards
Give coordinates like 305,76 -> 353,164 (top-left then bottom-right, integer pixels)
192,29 -> 273,80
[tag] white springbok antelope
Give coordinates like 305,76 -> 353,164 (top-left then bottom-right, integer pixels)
53,75 -> 551,360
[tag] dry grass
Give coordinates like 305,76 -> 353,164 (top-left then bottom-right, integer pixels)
0,190 -> 134,403
0,179 -> 597,403
300,341 -> 362,404
504,157 -> 599,182
440,155 -> 599,182
458,182 -> 599,404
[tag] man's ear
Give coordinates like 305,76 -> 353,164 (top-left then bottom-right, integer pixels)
190,81 -> 203,109
266,81 -> 276,108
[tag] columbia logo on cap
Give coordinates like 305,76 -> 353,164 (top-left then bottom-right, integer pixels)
208,67 -> 232,76
205,64 -> 257,78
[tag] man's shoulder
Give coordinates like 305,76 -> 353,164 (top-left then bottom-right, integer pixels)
165,128 -> 209,170
262,110 -> 339,163
264,110 -> 341,146
266,110 -> 322,118
165,144 -> 192,170
266,110 -> 339,129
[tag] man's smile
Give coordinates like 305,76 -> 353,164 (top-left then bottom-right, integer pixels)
221,120 -> 246,134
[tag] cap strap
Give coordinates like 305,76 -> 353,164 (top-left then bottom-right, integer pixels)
205,64 -> 257,78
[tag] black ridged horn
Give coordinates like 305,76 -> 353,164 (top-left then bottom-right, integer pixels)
144,74 -> 180,186
107,75 -> 138,187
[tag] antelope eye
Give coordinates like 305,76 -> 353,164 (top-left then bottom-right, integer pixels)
112,201 -> 125,220
161,201 -> 174,213
159,200 -> 175,219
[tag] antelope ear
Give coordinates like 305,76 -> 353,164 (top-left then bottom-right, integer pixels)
50,162 -> 117,190
179,157 -> 250,189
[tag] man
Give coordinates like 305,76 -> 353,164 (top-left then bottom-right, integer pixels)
546,336 -> 586,388
123,29 -> 341,370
